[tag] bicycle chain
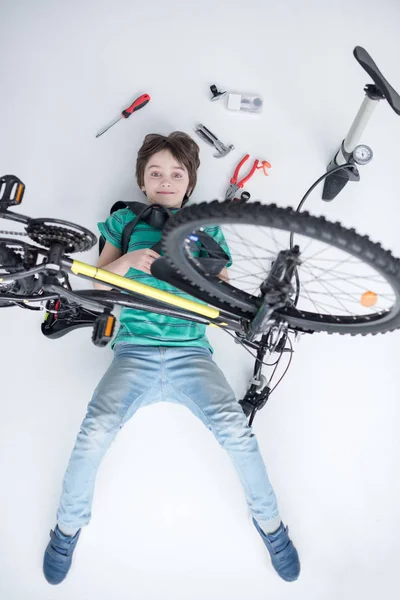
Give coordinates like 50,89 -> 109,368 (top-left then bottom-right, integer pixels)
0,229 -> 28,236
0,225 -> 92,253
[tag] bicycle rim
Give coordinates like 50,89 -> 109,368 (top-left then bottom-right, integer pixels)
162,201 -> 400,335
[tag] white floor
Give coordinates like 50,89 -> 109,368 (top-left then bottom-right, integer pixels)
1,1 -> 400,599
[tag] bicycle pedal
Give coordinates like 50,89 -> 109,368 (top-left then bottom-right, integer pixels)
0,175 -> 25,209
92,313 -> 116,347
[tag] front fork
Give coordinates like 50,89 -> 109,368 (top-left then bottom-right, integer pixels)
239,322 -> 289,425
245,245 -> 301,343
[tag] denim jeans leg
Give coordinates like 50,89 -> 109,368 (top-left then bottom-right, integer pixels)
164,347 -> 281,532
56,345 -> 162,530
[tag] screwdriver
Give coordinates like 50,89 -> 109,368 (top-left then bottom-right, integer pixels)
96,93 -> 151,138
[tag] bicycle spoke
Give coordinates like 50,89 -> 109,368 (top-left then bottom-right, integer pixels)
300,274 -> 394,298
299,261 -> 385,301
233,225 -> 267,272
295,277 -> 338,314
298,262 -> 369,314
299,288 -> 390,311
301,242 -> 361,263
188,221 -> 397,319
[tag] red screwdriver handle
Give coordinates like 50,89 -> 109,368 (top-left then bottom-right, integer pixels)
121,94 -> 151,118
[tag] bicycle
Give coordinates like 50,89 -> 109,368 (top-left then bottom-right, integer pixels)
1,169 -> 400,425
2,45 -> 400,424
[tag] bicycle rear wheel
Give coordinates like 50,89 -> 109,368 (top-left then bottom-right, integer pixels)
0,242 -> 38,304
162,201 -> 400,335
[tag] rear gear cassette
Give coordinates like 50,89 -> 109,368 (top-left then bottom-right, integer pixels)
0,240 -> 41,299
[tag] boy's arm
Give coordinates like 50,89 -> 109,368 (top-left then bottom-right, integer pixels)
93,242 -> 160,290
94,241 -> 127,290
218,267 -> 229,282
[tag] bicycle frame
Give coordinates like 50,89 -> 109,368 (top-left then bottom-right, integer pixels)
66,258 -> 222,320
0,217 -> 306,347
0,247 -> 250,334
58,256 -> 294,423
0,199 -> 300,423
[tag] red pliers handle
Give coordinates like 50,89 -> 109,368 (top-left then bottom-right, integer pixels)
225,155 -> 259,200
231,154 -> 259,188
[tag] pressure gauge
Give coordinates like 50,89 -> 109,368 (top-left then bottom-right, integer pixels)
352,144 -> 373,165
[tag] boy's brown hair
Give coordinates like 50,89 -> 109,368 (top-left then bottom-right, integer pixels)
136,131 -> 200,207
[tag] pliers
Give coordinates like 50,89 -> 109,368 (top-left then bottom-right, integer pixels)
225,154 -> 271,200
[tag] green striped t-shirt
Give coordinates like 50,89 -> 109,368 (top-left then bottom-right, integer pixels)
97,205 -> 232,352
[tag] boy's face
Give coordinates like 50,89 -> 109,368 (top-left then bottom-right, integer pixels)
141,150 -> 190,208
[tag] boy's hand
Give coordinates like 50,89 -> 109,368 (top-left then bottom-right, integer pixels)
123,248 -> 161,275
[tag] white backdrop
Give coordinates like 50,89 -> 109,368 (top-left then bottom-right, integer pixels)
1,1 -> 400,599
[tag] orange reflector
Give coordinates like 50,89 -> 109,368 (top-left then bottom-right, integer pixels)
104,316 -> 115,337
361,291 -> 377,307
15,184 -> 25,204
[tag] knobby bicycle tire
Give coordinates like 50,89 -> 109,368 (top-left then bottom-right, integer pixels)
162,201 -> 400,335
0,242 -> 38,300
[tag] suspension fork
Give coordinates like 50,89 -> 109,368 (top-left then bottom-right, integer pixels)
245,246 -> 301,342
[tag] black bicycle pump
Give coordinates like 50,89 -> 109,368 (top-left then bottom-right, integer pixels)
322,46 -> 400,201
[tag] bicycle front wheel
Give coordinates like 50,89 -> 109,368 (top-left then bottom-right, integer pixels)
162,201 -> 400,335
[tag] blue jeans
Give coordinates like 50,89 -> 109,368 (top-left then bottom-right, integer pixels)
56,344 -> 280,533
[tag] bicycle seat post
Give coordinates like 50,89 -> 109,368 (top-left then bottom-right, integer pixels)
46,242 -> 66,272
